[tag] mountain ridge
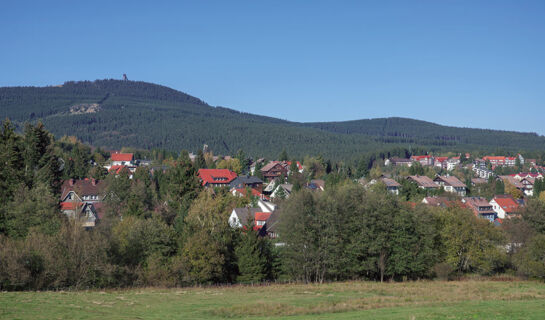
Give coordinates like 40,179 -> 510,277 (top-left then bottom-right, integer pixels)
1,79 -> 544,159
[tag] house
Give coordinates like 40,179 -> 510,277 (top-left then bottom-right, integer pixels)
385,157 -> 413,167
368,177 -> 401,195
197,168 -> 238,187
511,172 -> 543,180
108,165 -> 135,178
260,161 -> 289,181
500,175 -> 530,196
229,175 -> 264,192
471,178 -> 488,186
110,152 -> 135,166
410,155 -> 433,166
231,187 -> 268,201
473,166 -> 495,179
422,196 -> 462,208
60,201 -> 101,228
434,157 -> 449,169
462,197 -> 497,222
490,195 -> 520,219
60,178 -> 106,203
434,176 -> 466,196
228,208 -> 277,237
271,183 -> 293,199
407,175 -> 440,190
447,157 -> 461,171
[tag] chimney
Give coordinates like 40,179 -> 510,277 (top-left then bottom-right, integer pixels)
69,179 -> 75,186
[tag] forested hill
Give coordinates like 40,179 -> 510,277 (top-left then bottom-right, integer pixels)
1,79 -> 544,159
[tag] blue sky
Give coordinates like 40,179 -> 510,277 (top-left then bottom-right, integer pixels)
1,1 -> 544,134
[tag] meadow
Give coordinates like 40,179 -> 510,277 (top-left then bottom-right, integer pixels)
1,279 -> 545,319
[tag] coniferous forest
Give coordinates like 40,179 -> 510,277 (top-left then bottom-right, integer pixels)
2,79 -> 545,160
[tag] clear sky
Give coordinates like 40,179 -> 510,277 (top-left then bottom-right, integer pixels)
1,1 -> 544,135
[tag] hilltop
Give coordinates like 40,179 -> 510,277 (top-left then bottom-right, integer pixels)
1,79 -> 544,159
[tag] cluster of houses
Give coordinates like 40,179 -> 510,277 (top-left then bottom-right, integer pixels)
421,194 -> 522,224
60,149 -> 544,235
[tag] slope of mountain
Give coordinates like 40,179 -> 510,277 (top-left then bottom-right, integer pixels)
1,79 -> 544,159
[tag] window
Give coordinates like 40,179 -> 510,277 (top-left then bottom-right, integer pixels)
256,220 -> 265,226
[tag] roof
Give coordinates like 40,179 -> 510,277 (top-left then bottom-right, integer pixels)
501,176 -> 524,189
463,197 -> 496,216
60,201 -> 83,210
198,169 -> 237,186
389,157 -> 412,163
471,178 -> 488,185
232,208 -> 262,226
260,161 -> 284,172
408,176 -> 439,188
483,156 -> 506,161
381,177 -> 401,187
109,165 -> 132,175
435,157 -> 448,162
423,196 -> 462,208
229,175 -> 263,188
234,188 -> 264,198
255,212 -> 272,221
60,178 -> 106,200
111,153 -> 133,162
411,155 -> 431,160
435,176 -> 466,188
492,195 -> 520,214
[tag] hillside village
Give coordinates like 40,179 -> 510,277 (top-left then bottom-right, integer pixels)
61,147 -> 545,236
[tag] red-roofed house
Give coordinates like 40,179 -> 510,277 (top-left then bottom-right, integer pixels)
434,157 -> 449,169
60,201 -> 101,228
110,152 -> 134,166
490,195 -> 520,219
198,169 -> 238,187
411,155 -> 433,166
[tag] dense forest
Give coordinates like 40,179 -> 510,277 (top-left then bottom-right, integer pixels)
1,121 -> 545,291
1,79 -> 545,160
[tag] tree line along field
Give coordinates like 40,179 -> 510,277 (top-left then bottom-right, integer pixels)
1,280 -> 545,319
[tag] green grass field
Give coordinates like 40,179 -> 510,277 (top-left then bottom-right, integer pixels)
1,280 -> 545,319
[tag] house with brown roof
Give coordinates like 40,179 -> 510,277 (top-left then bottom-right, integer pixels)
462,197 -> 496,222
407,175 -> 439,190
61,178 -> 106,203
434,175 -> 466,196
260,161 -> 288,181
368,177 -> 401,195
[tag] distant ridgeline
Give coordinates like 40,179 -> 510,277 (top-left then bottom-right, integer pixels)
1,79 -> 545,159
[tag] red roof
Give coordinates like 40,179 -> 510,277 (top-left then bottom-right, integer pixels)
411,155 -> 431,160
435,157 -> 448,162
198,169 -> 237,186
493,196 -> 520,214
60,201 -> 83,210
483,156 -> 506,161
109,165 -> 131,175
235,188 -> 263,197
111,153 -> 133,162
255,212 -> 272,221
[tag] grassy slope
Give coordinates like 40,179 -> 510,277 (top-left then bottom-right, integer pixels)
1,280 -> 545,319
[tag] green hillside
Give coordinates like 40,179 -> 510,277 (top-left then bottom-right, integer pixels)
1,79 -> 544,159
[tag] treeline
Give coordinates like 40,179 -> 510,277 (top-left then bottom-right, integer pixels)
2,80 -> 545,160
279,183 -> 545,283
1,121 -> 545,291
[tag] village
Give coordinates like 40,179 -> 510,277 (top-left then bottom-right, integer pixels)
59,148 -> 545,238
